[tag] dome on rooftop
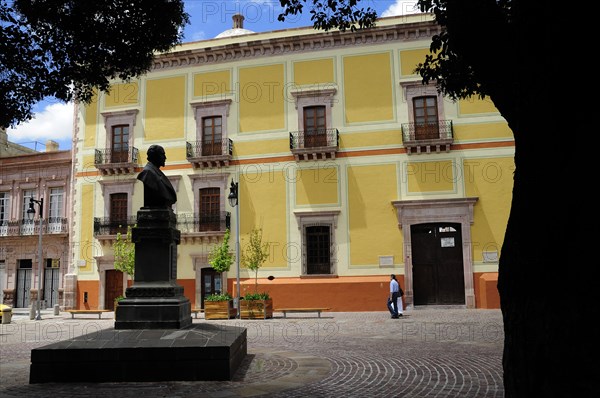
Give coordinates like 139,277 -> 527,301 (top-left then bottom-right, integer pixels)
216,14 -> 254,38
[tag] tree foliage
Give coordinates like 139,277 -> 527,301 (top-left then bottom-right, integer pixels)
208,229 -> 234,274
278,0 -> 377,32
114,225 -> 135,276
240,228 -> 270,294
0,0 -> 189,128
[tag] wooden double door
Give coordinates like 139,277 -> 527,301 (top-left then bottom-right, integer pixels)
411,223 -> 465,305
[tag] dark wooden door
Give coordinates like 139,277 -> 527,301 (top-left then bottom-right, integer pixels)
199,188 -> 220,231
200,268 -> 222,309
306,225 -> 331,274
202,116 -> 223,156
304,106 -> 327,147
105,269 -> 123,311
411,223 -> 465,305
111,125 -> 129,163
413,96 -> 440,140
109,193 -> 127,234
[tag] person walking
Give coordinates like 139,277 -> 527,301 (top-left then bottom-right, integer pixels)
387,274 -> 401,318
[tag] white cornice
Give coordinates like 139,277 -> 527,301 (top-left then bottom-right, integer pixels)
152,20 -> 440,72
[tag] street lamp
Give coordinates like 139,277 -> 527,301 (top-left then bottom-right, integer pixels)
27,197 -> 44,321
228,180 -> 240,318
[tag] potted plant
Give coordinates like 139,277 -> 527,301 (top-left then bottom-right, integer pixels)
204,292 -> 237,320
239,228 -> 272,319
240,291 -> 273,319
204,229 -> 235,319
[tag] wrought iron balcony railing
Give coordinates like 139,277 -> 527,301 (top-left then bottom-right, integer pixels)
401,120 -> 453,142
94,147 -> 139,165
401,120 -> 453,154
0,218 -> 68,237
290,128 -> 339,150
93,217 -> 138,236
177,211 -> 231,234
186,138 -> 233,158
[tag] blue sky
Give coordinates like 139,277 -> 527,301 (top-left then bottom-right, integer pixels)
7,0 -> 420,151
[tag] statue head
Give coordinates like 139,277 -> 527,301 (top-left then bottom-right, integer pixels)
147,145 -> 166,168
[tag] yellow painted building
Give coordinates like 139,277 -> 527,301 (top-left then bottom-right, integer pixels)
70,14 -> 513,312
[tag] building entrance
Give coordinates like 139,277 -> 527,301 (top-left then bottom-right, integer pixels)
411,223 -> 465,305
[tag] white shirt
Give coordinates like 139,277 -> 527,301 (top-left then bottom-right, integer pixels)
390,279 -> 399,293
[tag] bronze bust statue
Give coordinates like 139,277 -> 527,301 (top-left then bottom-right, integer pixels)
137,145 -> 177,208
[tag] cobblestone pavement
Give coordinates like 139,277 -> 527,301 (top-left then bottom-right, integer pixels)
0,308 -> 504,397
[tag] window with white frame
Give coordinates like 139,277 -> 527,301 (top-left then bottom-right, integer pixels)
21,189 -> 35,235
48,187 -> 64,233
0,192 -> 10,236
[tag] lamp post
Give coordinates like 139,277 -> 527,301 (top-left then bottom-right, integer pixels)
227,180 -> 240,318
27,197 -> 44,321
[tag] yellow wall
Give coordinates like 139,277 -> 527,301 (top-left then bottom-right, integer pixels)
296,167 -> 338,206
145,76 -> 186,140
239,64 -> 285,133
347,164 -> 401,265
232,139 -> 289,157
193,70 -> 231,97
105,82 -> 139,108
165,146 -> 188,163
459,96 -> 498,115
339,130 -> 402,149
406,160 -> 455,193
464,157 -> 514,262
83,97 -> 98,148
239,172 -> 287,268
400,48 -> 429,75
293,58 -> 335,85
343,53 -> 394,123
79,184 -> 95,273
454,122 -> 513,141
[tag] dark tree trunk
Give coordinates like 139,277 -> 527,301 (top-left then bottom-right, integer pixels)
495,14 -> 597,396
437,2 -> 599,396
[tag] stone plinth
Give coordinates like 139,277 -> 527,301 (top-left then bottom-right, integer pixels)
30,323 -> 247,383
115,207 -> 192,329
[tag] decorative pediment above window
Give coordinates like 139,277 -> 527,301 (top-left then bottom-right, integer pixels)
290,86 -> 339,162
399,82 -> 453,155
293,209 -> 341,230
290,85 -> 337,109
96,109 -> 140,175
188,99 -> 233,169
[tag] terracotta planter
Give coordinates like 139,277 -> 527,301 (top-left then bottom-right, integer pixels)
240,299 -> 273,319
204,300 -> 237,320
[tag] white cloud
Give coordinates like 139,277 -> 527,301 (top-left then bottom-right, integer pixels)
7,102 -> 73,144
191,30 -> 207,41
382,1 -> 420,17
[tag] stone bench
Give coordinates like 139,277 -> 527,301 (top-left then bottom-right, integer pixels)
66,310 -> 111,319
276,308 -> 331,318
191,308 -> 204,319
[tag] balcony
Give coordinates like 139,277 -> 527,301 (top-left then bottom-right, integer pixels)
94,147 -> 139,175
177,211 -> 230,244
186,139 -> 233,169
290,128 -> 339,161
93,217 -> 137,245
0,218 -> 68,237
401,120 -> 453,155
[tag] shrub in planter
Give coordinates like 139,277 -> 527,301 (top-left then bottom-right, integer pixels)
240,292 -> 273,319
204,293 -> 237,320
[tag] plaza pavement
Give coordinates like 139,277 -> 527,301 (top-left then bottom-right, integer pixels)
0,307 -> 504,397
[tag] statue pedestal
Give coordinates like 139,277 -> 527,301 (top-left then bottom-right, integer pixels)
115,208 -> 191,329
